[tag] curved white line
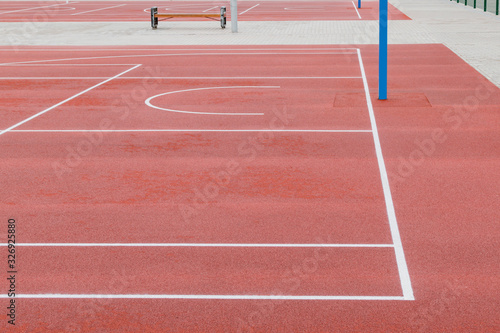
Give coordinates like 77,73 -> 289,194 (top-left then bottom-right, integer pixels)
145,86 -> 280,116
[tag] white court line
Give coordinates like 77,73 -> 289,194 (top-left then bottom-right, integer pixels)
71,4 -> 126,16
357,49 -> 414,301
9,129 -> 372,133
0,49 -> 410,303
146,86 -> 279,116
0,48 -> 360,52
202,6 -> 219,12
0,3 -> 64,15
0,76 -> 362,80
0,294 -> 405,300
352,1 -> 362,19
0,52 -> 357,66
9,243 -> 391,247
240,4 -> 260,15
0,64 -> 141,137
144,4 -> 214,13
284,7 -> 353,12
2,64 -> 140,66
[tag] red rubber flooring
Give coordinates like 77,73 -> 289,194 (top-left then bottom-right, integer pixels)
0,1 -> 410,22
0,44 -> 499,331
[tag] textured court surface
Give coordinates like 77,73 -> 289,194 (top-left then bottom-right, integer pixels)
0,42 -> 499,331
0,0 -> 410,22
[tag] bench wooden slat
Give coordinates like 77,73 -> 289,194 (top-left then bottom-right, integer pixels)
151,6 -> 226,29
155,13 -> 221,18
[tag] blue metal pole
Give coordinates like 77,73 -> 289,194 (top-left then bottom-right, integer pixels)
379,0 -> 388,100
358,0 -> 361,8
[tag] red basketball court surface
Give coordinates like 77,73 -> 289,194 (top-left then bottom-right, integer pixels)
0,1 -> 410,22
0,43 -> 499,330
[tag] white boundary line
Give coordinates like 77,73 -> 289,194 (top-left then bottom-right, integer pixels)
357,49 -> 414,301
145,86 -> 278,116
284,8 -> 332,12
0,52 -> 358,66
8,243 -> 393,247
3,64 -> 142,66
240,4 -> 260,15
71,4 -> 126,16
0,76 -> 362,80
0,64 -> 141,137
352,1 -> 362,19
0,48 -> 360,52
0,294 -> 406,300
8,129 -> 372,133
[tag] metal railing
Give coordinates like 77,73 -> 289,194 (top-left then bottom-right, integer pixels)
451,0 -> 499,15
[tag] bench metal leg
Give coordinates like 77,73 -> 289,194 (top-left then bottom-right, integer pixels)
151,7 -> 158,29
220,7 -> 226,29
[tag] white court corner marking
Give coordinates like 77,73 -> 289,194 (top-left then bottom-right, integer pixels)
356,49 -> 414,301
0,64 -> 142,137
145,86 -> 280,116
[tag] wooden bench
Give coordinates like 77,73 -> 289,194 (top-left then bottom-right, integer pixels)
151,6 -> 226,29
